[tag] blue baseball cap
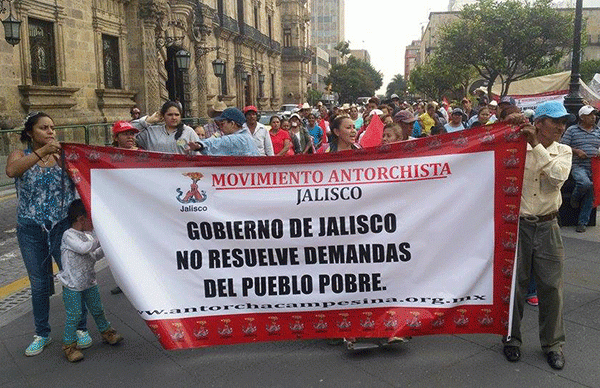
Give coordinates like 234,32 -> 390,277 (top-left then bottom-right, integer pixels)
214,107 -> 246,126
533,101 -> 570,120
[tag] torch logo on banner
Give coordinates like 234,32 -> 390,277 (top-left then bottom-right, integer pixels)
176,172 -> 208,204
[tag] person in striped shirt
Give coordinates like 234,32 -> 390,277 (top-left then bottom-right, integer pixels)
560,105 -> 600,232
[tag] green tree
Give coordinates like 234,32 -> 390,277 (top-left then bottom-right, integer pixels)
386,74 -> 408,99
325,57 -> 383,103
437,0 -> 573,97
580,59 -> 600,84
306,89 -> 323,106
409,54 -> 475,100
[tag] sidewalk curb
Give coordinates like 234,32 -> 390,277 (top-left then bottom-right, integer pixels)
0,186 -> 16,200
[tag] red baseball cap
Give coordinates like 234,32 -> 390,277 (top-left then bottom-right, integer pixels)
243,105 -> 258,114
112,120 -> 139,135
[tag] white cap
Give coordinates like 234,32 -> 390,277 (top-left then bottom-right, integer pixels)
369,109 -> 384,116
523,109 -> 535,118
301,103 -> 311,109
489,100 -> 498,107
579,105 -> 597,117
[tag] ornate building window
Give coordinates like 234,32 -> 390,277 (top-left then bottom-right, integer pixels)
283,28 -> 291,47
29,18 -> 57,86
271,73 -> 275,98
221,66 -> 228,96
102,35 -> 121,89
268,15 -> 272,39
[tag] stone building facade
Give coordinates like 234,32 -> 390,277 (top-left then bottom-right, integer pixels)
279,0 -> 312,105
0,0 -> 287,128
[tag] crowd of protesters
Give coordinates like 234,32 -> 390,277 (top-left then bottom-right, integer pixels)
6,86 -> 599,370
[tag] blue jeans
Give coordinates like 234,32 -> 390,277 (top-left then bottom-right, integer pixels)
571,166 -> 594,226
16,217 -> 87,337
62,285 -> 110,344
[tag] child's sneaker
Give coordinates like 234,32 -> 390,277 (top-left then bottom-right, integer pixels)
76,330 -> 93,349
101,328 -> 123,345
63,343 -> 84,362
25,335 -> 52,356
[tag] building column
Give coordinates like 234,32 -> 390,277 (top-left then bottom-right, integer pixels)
138,1 -> 164,112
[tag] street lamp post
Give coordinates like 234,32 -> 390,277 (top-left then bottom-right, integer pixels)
174,50 -> 191,116
563,0 -> 584,116
1,0 -> 21,46
175,50 -> 191,71
212,58 -> 225,99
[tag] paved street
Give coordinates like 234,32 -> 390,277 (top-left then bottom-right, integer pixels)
0,186 -> 599,387
0,190 -> 27,290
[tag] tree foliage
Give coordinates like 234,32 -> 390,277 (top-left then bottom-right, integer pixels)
306,89 -> 323,106
325,57 -> 383,103
580,59 -> 600,84
409,54 -> 475,101
437,0 -> 573,97
334,40 -> 351,57
386,74 -> 408,98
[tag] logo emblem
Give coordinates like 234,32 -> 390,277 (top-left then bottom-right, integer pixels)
177,172 -> 207,204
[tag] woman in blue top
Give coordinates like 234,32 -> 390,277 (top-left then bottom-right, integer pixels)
6,112 -> 89,357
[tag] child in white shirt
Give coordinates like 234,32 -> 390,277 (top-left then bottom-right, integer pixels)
58,199 -> 123,362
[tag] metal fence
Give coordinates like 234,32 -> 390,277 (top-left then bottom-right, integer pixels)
0,118 -> 208,188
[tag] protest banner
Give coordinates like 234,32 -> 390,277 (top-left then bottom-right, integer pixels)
62,123 -> 525,350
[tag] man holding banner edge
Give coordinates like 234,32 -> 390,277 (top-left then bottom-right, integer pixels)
503,101 -> 572,370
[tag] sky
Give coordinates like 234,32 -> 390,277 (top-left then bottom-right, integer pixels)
344,0 -> 452,94
344,0 -> 600,94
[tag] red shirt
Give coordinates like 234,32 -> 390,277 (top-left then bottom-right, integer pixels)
270,129 -> 292,155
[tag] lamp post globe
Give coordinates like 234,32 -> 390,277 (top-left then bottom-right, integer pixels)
175,50 -> 191,70
2,12 -> 21,46
212,58 -> 225,77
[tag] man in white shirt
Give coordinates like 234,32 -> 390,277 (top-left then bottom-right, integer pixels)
242,105 -> 274,156
502,101 -> 572,371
